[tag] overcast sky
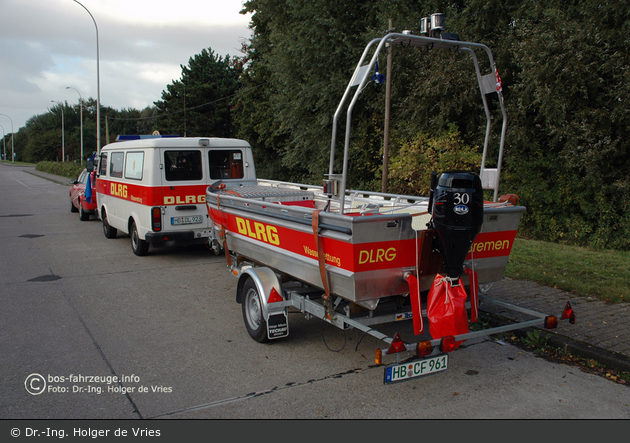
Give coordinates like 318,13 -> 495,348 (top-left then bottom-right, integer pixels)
0,0 -> 252,132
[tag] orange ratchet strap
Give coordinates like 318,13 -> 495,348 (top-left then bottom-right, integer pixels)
311,210 -> 334,320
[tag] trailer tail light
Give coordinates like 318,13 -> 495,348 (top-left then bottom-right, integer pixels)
375,348 -> 382,365
151,207 -> 162,232
440,336 -> 457,353
561,301 -> 576,324
416,340 -> 433,357
544,315 -> 558,329
386,333 -> 407,354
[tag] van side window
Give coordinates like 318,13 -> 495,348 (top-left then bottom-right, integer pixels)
98,152 -> 108,176
125,152 -> 144,180
209,150 -> 244,179
110,152 -> 124,178
164,150 -> 202,181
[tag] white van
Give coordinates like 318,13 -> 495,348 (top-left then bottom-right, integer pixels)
94,136 -> 256,256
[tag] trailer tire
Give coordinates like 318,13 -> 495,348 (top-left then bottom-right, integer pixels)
241,278 -> 269,343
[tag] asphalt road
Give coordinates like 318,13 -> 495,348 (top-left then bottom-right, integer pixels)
1,164 -> 629,420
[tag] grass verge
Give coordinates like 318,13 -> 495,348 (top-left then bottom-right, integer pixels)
505,238 -> 629,304
35,161 -> 85,180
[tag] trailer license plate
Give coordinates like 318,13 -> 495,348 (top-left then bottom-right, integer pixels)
171,215 -> 203,225
384,354 -> 448,384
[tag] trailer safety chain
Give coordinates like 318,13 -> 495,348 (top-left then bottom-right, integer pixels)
312,209 -> 335,321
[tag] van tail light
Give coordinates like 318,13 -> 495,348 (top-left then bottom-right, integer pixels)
151,207 -> 162,232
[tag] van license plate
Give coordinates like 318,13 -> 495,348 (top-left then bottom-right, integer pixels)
384,354 -> 448,384
171,216 -> 203,225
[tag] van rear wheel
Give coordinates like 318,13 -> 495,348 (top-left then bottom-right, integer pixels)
130,221 -> 149,256
102,211 -> 117,238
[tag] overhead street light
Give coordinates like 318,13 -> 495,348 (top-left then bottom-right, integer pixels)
51,101 -> 65,162
72,0 -> 101,155
0,113 -> 15,163
67,86 -> 84,164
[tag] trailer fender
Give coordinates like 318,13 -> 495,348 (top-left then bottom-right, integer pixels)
236,267 -> 283,321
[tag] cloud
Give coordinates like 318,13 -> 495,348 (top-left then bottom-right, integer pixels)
0,0 -> 252,130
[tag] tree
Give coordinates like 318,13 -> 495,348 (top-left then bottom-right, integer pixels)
234,0 -> 630,250
154,48 -> 243,138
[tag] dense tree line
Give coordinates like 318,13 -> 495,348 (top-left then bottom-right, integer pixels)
230,0 -> 630,250
5,100 -> 158,164
5,0 -> 628,250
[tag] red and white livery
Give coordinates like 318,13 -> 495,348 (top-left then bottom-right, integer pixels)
95,136 -> 255,256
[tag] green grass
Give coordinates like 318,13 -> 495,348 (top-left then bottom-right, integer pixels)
505,238 -> 630,304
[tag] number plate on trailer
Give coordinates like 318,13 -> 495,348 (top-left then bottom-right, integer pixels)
384,354 -> 448,384
171,215 -> 203,225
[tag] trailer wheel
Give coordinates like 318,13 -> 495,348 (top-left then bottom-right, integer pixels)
130,221 -> 149,256
242,278 -> 269,343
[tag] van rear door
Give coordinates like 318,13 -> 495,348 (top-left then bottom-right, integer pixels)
160,148 -> 211,236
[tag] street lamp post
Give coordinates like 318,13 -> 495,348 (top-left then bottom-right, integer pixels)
0,125 -> 6,161
67,86 -> 84,164
52,101 -> 65,162
0,113 -> 14,163
72,0 -> 101,155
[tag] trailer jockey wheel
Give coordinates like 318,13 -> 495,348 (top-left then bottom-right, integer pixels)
242,278 -> 270,343
210,239 -> 223,256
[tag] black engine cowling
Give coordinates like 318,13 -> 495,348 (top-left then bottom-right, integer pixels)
430,171 -> 484,280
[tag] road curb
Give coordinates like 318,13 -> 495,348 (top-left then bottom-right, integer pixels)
480,311 -> 630,375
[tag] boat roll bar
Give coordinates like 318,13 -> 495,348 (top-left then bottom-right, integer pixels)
328,33 -> 508,213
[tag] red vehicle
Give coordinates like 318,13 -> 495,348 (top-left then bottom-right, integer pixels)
70,168 -> 98,221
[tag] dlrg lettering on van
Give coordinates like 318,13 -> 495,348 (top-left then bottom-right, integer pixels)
94,136 -> 256,256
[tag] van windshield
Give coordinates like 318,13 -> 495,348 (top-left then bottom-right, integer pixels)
164,150 -> 202,181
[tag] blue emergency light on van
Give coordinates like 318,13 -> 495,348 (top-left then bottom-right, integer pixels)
115,135 -> 180,142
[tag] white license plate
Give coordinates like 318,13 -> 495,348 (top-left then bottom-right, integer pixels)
384,354 -> 448,384
171,215 -> 203,225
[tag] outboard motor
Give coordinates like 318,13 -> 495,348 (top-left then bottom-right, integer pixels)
430,171 -> 484,280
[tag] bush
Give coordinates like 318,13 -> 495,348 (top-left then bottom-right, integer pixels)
387,123 -> 482,196
36,161 -> 85,180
